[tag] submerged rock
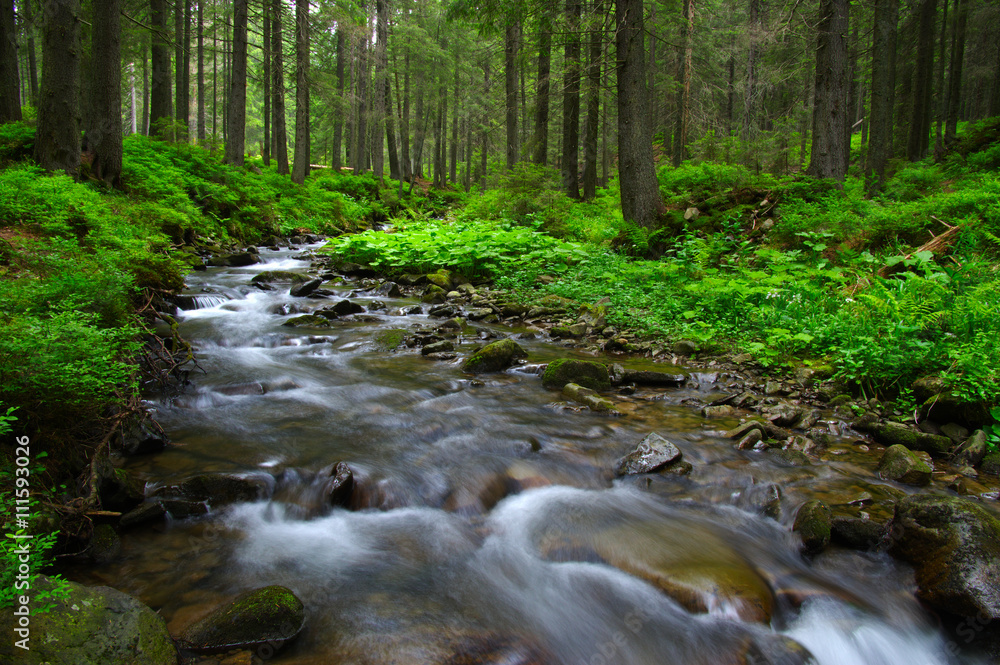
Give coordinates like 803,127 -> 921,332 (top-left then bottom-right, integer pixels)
620,368 -> 687,386
326,462 -> 354,508
541,359 -> 610,391
178,585 -> 305,654
563,383 -> 618,413
614,432 -> 683,475
0,577 -> 177,665
831,516 -> 887,551
876,444 -> 932,486
159,473 -> 272,506
889,494 -> 1000,619
282,314 -> 332,328
251,270 -> 309,284
462,339 -> 528,373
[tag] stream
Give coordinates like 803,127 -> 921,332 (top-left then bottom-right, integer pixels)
69,244 -> 984,665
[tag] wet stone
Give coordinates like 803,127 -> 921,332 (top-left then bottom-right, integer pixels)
614,432 -> 683,476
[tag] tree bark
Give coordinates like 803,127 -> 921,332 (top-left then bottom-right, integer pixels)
944,0 -> 969,144
674,0 -> 694,166
399,48 -> 411,181
34,0 -> 81,174
183,0 -> 192,133
225,0 -> 248,165
23,0 -> 38,104
272,0 -> 289,174
88,0 -> 122,187
505,22 -> 519,169
616,0 -> 665,228
263,0 -> 271,162
0,0 -> 20,121
386,76 -> 400,180
354,31 -> 369,175
582,0 -> 603,201
333,26 -> 346,170
150,0 -> 172,135
450,51 -> 459,184
933,0 -> 949,154
292,0 -> 310,183
372,0 -> 388,183
907,0 -> 936,161
481,60 -> 490,190
807,0 -> 850,181
197,0 -> 206,141
867,0 -> 899,196
533,8 -> 552,165
562,0 -> 581,198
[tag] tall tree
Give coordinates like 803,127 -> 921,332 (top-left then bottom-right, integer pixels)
807,0 -> 850,181
225,0 -> 248,165
866,0 -> 898,196
582,0 -> 604,200
272,0 -> 289,174
197,0 -> 206,141
34,0 -> 81,174
562,0 -> 582,198
263,0 -> 271,163
333,26 -> 346,169
944,0 -> 969,144
175,0 -> 185,131
532,7 -> 553,165
907,0 -> 937,161
505,22 -> 520,169
0,0 -> 20,121
292,0 -> 310,183
150,0 -> 172,135
87,0 -> 123,187
616,0 -> 665,228
22,0 -> 38,104
354,28 -> 369,175
674,0 -> 695,166
372,0 -> 389,183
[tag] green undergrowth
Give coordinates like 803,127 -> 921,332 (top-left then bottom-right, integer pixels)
326,120 -> 1000,406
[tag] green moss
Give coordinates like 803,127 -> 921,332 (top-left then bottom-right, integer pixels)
373,329 -> 407,351
793,500 -> 832,554
251,270 -> 309,284
541,359 -> 610,391
462,339 -> 528,373
179,585 -> 305,653
282,315 -> 332,328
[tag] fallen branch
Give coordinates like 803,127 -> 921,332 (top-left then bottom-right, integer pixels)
877,222 -> 961,278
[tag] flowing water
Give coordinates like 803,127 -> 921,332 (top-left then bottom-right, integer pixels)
70,245 -> 991,664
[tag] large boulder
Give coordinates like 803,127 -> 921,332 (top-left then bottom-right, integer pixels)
876,444 -> 932,486
953,430 -> 989,468
889,495 -> 1000,619
614,433 -> 683,475
792,500 -> 832,555
289,278 -> 323,297
207,252 -> 259,267
0,577 -> 177,665
541,359 -> 610,391
462,339 -> 528,373
177,585 -> 305,654
620,368 -> 687,386
153,473 -> 272,506
865,421 -> 953,456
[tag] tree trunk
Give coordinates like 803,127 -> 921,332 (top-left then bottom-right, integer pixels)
944,0 -> 969,144
399,49 -> 411,181
23,0 -> 38,104
272,0 -> 289,174
372,0 -> 388,183
505,22 -> 519,169
450,52 -> 459,184
674,0 -> 694,166
616,0 -> 665,228
742,0 -> 761,150
533,9 -> 552,165
562,0 -> 581,198
150,0 -> 172,135
143,33 -> 150,135
292,0 -> 310,183
807,0 -> 850,181
197,0 -> 206,141
907,0 -> 936,161
88,0 -> 122,187
386,76 -> 400,180
0,0 -> 20,121
225,0 -> 248,165
34,0 -> 81,174
354,31 -> 369,175
263,0 -> 271,163
481,60 -> 490,191
583,0 -> 604,201
174,0 -> 186,133
183,0 -> 192,134
333,27 -> 346,170
933,0 -> 949,154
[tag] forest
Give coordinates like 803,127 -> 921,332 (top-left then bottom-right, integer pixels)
1,0 -> 1000,663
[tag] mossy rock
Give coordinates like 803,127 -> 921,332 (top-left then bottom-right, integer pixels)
174,473 -> 272,505
793,500 -> 832,554
869,422 -> 953,456
421,285 -> 447,304
876,444 -> 932,486
425,269 -> 454,290
373,328 -> 407,351
178,585 -> 305,654
282,314 -> 332,328
462,339 -> 528,373
541,359 -> 610,392
0,577 -> 177,665
981,451 -> 1000,477
889,494 -> 1000,618
251,270 -> 309,284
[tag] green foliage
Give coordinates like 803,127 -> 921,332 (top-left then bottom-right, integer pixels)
984,407 -> 1000,454
325,218 -> 592,281
0,122 -> 35,163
